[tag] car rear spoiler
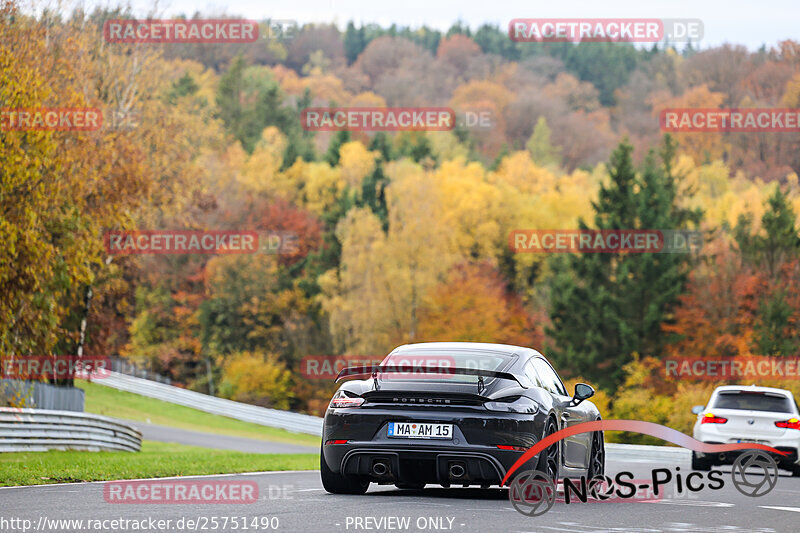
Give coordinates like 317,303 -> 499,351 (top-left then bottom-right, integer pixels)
334,364 -> 530,389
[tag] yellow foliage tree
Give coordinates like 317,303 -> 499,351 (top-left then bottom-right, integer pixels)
321,160 -> 459,353
296,161 -> 344,216
219,351 -> 294,409
488,151 -> 600,294
0,4 -> 208,356
349,91 -> 387,108
339,141 -> 378,190
239,127 -> 288,194
434,159 -> 503,259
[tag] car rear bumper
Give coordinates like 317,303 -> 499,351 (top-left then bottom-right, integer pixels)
322,442 -> 534,486
693,441 -> 800,467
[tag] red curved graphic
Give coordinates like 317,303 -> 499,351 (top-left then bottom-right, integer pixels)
501,419 -> 789,486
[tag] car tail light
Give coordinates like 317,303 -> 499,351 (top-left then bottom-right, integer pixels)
329,390 -> 365,408
700,413 -> 728,424
325,439 -> 349,445
484,396 -> 539,414
496,445 -> 528,451
775,418 -> 800,430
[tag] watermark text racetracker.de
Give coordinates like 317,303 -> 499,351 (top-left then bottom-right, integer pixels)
301,107 -> 494,132
302,354 -> 462,381
104,230 -> 298,255
1,355 -> 110,380
664,356 -> 800,380
103,18 -> 297,43
661,108 -> 800,132
104,479 -> 257,504
510,229 -> 703,253
301,355 -> 384,380
509,18 -> 703,43
103,19 -> 259,43
1,107 -> 141,131
1,108 -> 102,131
301,108 -> 455,132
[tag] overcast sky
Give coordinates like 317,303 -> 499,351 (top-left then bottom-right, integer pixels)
81,0 -> 795,50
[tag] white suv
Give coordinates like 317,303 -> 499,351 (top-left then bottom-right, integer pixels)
691,385 -> 800,475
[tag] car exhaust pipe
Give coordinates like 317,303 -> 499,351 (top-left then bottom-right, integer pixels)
372,461 -> 389,476
449,463 -> 466,479
718,453 -> 726,462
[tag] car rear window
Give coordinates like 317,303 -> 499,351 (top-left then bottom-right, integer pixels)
712,391 -> 794,413
379,351 -> 512,383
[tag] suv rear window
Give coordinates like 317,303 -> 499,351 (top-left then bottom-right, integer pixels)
712,391 -> 794,413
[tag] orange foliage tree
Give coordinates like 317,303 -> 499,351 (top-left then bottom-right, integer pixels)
662,237 -> 760,359
415,263 -> 544,347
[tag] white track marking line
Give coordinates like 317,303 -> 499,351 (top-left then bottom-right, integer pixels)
760,505 -> 800,513
642,499 -> 734,507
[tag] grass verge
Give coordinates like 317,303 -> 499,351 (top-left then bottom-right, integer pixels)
0,441 -> 318,487
76,380 -> 320,447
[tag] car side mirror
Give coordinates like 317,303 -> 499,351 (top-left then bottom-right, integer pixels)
691,405 -> 704,415
572,383 -> 595,405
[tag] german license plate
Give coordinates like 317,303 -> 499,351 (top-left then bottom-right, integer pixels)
388,422 -> 452,439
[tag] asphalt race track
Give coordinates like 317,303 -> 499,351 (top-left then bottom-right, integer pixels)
3,455 -> 799,532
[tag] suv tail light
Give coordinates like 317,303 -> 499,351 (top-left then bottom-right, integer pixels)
775,418 -> 800,430
329,390 -> 365,408
700,413 -> 728,424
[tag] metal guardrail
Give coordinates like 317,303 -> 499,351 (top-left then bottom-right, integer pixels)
606,442 -> 690,462
0,407 -> 142,452
97,371 -> 324,436
108,356 -> 172,385
1,379 -> 85,412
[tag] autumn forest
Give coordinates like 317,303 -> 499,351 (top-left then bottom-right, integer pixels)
3,2 -> 800,441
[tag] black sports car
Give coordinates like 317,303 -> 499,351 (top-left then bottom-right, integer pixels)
320,342 -> 604,494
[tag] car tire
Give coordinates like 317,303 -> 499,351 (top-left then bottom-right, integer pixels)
691,451 -> 711,471
792,465 -> 800,477
537,417 -> 560,483
320,446 -> 369,494
395,483 -> 425,490
587,426 -> 605,479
